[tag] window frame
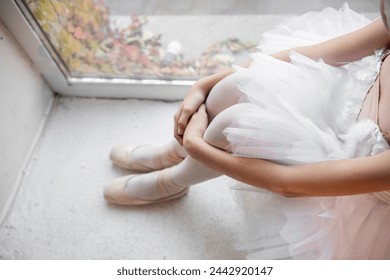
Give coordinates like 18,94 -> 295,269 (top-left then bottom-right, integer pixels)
0,0 -> 192,100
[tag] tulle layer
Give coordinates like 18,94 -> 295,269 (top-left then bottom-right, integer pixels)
233,186 -> 390,259
225,3 -> 390,259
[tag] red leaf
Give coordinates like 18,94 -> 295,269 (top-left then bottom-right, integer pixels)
138,53 -> 150,65
124,45 -> 140,61
74,26 -> 87,40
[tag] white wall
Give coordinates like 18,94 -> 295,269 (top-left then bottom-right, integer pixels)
0,20 -> 54,223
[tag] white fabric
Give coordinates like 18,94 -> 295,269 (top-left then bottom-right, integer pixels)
223,3 -> 390,259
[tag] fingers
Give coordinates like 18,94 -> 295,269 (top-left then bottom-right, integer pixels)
174,104 -> 198,145
192,104 -> 208,127
174,104 -> 184,145
175,134 -> 183,146
198,104 -> 206,113
173,89 -> 207,145
193,104 -> 208,124
177,106 -> 193,134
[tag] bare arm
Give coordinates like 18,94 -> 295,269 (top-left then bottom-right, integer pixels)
184,106 -> 390,197
175,18 -> 390,144
283,18 -> 390,65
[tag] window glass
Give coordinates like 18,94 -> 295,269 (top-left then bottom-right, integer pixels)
21,0 -> 378,83
23,0 -> 258,80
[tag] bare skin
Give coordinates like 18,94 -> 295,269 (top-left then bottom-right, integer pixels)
183,105 -> 390,197
175,19 -> 390,144
178,18 -> 390,197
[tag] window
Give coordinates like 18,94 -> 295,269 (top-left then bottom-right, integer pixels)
0,0 -> 378,99
23,0 -> 257,81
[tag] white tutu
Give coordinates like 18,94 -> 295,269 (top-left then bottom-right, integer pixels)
224,3 -> 390,259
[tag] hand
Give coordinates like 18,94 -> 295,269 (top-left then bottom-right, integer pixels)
183,104 -> 209,144
174,84 -> 208,145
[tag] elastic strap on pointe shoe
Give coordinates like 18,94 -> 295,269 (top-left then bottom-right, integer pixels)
153,147 -> 185,170
156,169 -> 188,198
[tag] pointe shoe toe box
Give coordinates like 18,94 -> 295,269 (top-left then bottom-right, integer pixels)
103,175 -> 149,206
103,174 -> 189,206
109,144 -> 153,172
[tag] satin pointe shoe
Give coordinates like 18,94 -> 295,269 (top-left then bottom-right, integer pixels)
109,144 -> 154,172
109,144 -> 184,172
103,169 -> 189,206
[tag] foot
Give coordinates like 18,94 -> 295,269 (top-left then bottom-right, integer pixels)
103,169 -> 189,206
109,143 -> 185,172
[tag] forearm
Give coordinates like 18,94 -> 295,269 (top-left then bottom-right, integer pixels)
185,136 -> 390,197
196,44 -> 300,93
199,19 -> 390,96
271,19 -> 390,67
285,152 -> 390,196
195,48 -> 296,100
194,60 -> 252,95
196,38 -> 337,97
288,19 -> 390,65
184,136 -> 288,194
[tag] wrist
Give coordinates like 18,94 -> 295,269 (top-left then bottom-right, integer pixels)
195,68 -> 234,94
193,78 -> 211,95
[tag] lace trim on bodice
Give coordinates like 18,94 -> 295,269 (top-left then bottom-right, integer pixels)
373,191 -> 390,205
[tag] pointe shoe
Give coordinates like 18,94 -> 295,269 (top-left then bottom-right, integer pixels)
109,144 -> 184,172
103,169 -> 189,206
109,144 -> 154,172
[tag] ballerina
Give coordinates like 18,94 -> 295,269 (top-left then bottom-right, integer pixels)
104,1 -> 390,259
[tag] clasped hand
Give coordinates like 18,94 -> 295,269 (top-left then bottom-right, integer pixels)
173,83 -> 208,144
183,104 -> 208,144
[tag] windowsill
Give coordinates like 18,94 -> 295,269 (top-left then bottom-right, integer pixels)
0,97 -> 245,259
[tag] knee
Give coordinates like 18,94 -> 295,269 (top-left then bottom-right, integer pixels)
203,103 -> 258,150
205,72 -> 248,121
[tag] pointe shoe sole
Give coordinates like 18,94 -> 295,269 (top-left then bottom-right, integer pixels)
109,144 -> 154,172
104,175 -> 189,206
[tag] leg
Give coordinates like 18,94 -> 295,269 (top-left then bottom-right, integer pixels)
109,72 -> 247,172
206,71 -> 248,121
104,104 -> 256,205
109,139 -> 187,171
170,103 -> 250,186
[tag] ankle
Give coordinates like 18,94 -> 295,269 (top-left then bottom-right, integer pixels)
148,142 -> 185,169
170,139 -> 188,158
161,168 -> 188,190
124,169 -> 188,201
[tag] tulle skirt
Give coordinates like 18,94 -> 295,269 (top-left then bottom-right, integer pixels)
224,3 -> 390,259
